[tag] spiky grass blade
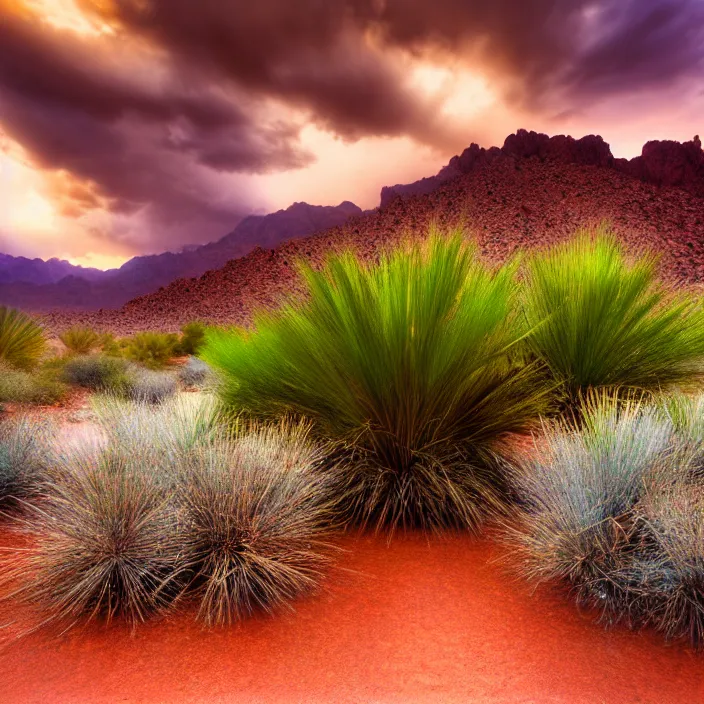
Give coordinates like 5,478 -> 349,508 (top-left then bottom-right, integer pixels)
178,421 -> 335,626
202,228 -> 551,531
523,226 -> 704,399
0,306 -> 46,371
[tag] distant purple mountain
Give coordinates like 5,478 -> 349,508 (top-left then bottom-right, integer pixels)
0,253 -> 106,285
0,201 -> 362,311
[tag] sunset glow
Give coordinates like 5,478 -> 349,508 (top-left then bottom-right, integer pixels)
1,0 -> 703,266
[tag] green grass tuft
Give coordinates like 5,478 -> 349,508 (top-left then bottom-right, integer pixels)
523,226 -> 704,401
0,306 -> 46,371
124,332 -> 177,369
202,228 -> 551,531
59,326 -> 100,355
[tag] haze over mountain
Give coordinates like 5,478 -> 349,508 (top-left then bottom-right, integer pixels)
0,201 -> 362,310
0,253 -> 105,285
41,128 -> 704,336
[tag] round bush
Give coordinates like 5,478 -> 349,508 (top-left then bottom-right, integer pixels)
202,230 -> 551,531
178,422 -> 335,625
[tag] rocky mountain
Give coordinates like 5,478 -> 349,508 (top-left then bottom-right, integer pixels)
381,129 -> 704,207
0,201 -> 362,311
44,129 -> 704,336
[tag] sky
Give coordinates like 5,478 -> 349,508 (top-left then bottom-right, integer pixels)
0,0 -> 703,269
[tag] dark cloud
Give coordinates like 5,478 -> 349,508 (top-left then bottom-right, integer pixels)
563,1 -> 704,96
90,1 -> 704,111
1,0 -> 703,257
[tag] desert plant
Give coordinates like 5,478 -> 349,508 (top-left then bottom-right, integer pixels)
124,332 -> 177,369
6,444 -> 186,629
175,322 -> 207,357
0,416 -> 52,510
509,392 -> 704,647
178,421 -> 335,625
202,229 -> 551,531
635,477 -> 704,647
179,356 -> 212,388
62,355 -> 130,391
91,393 -> 221,467
123,368 -> 178,404
4,399 -> 333,631
0,306 -> 46,370
0,362 -> 68,406
509,396 -> 674,622
98,332 -> 122,357
59,326 -> 100,355
523,227 -> 704,401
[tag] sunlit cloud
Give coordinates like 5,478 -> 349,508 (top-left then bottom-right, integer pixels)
0,0 -> 702,267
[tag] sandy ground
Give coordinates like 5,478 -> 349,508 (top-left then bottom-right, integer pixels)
1,529 -> 702,704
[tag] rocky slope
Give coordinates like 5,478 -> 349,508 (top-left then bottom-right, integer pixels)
43,130 -> 704,336
0,201 -> 362,311
381,130 -> 704,207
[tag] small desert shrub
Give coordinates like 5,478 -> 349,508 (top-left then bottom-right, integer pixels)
59,326 -> 100,355
2,396 -> 220,629
5,399 -> 334,630
124,332 -> 177,369
178,421 -> 335,625
510,393 -> 704,647
179,356 -> 211,388
7,445 -> 186,629
175,322 -> 207,357
635,480 -> 704,646
62,355 -> 130,391
98,332 -> 122,357
0,306 -> 46,370
92,392 -> 220,464
0,416 -> 52,510
523,227 -> 704,401
123,368 -> 178,404
203,229 -> 551,531
0,362 -> 68,405
509,397 -> 672,619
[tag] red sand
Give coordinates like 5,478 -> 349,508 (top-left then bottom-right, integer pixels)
2,531 -> 702,704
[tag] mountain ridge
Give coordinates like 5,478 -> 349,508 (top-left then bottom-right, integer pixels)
42,128 -> 704,336
0,201 -> 363,310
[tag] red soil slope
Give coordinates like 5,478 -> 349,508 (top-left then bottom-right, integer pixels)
2,531 -> 702,704
45,152 -> 704,336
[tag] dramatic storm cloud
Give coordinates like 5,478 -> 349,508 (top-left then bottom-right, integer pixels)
1,0 -> 702,264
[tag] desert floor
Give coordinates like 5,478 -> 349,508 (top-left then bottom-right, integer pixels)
2,524 -> 703,704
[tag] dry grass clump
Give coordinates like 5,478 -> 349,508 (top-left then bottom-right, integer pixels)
59,326 -> 100,355
0,362 -> 68,406
124,332 -> 177,369
179,356 -> 212,388
7,445 -> 185,630
122,368 -> 178,404
178,421 -> 336,626
509,393 -> 704,648
62,354 -> 130,391
4,397 -> 335,632
0,416 -> 53,511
